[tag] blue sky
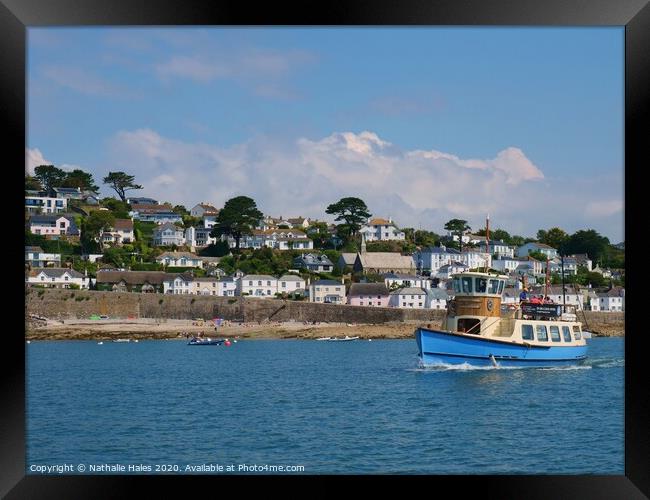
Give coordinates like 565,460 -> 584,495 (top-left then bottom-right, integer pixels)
27,27 -> 624,242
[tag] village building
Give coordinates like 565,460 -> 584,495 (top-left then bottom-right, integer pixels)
101,218 -> 134,246
347,283 -> 390,307
389,287 -> 427,309
337,253 -> 357,273
28,214 -> 80,238
25,191 -> 68,214
129,204 -> 182,224
383,273 -> 431,291
309,279 -> 346,304
155,252 -> 203,269
25,246 -> 61,268
425,287 -> 449,309
26,268 -> 91,289
277,275 -> 307,295
516,242 -> 558,259
238,275 -> 279,298
358,217 -> 405,242
95,270 -> 168,293
294,253 -> 334,273
413,245 -> 461,274
152,223 -> 186,247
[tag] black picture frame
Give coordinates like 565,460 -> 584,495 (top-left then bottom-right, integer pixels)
4,0 -> 646,497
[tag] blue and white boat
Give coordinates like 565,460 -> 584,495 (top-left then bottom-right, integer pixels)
415,271 -> 588,368
187,337 -> 225,346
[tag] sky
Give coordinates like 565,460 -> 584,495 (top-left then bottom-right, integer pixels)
27,27 -> 624,242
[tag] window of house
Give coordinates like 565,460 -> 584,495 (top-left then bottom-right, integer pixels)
535,325 -> 548,341
562,326 -> 571,342
550,326 -> 561,342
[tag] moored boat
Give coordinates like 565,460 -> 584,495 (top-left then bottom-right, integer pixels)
326,336 -> 360,342
415,271 -> 588,368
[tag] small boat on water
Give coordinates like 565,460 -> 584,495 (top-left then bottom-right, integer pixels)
415,271 -> 588,368
319,335 -> 360,342
113,339 -> 131,343
187,337 -> 225,346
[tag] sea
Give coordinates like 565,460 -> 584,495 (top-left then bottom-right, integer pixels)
26,337 -> 624,475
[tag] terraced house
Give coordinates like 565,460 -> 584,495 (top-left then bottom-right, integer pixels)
26,268 -> 91,289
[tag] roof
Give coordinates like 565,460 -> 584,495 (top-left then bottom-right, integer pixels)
390,287 -> 426,295
295,253 -> 333,266
25,246 -> 44,253
338,253 -> 357,265
113,219 -> 133,231
356,252 -> 415,270
156,251 -> 201,260
29,268 -> 84,279
348,283 -> 390,296
278,275 -> 304,281
426,288 -> 449,300
242,274 -> 277,281
154,222 -> 184,232
194,203 -> 219,214
132,204 -> 176,213
480,240 -> 508,246
29,214 -> 75,223
368,218 -> 393,226
96,270 -> 169,285
599,287 -> 625,297
53,187 -> 81,193
312,280 -> 343,286
523,242 -> 556,250
287,217 -> 307,224
421,246 -> 460,254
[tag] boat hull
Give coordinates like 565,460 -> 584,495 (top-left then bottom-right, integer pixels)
187,339 -> 224,346
416,327 -> 588,368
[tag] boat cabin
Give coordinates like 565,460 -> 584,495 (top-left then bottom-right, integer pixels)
447,272 -> 507,334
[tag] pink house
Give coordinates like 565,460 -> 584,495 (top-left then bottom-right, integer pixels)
347,283 -> 390,307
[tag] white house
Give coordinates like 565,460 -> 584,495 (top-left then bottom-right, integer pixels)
101,218 -> 134,246
25,246 -> 61,268
152,223 -> 186,247
458,249 -> 491,270
190,203 -> 220,228
309,279 -> 346,304
516,242 -> 558,259
277,275 -> 307,295
413,245 -> 462,274
231,229 -> 313,251
127,196 -> 159,206
238,275 -> 279,298
286,216 -> 311,230
26,268 -> 91,289
389,287 -> 427,309
383,273 -> 431,291
591,287 -> 625,312
425,288 -> 449,309
358,217 -> 405,242
435,262 -> 469,281
129,204 -> 183,224
156,252 -> 203,268
294,253 -> 334,272
478,240 -> 514,258
490,256 -> 521,274
25,193 -> 67,214
185,226 -> 217,249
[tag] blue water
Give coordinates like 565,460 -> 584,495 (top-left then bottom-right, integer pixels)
26,337 -> 624,474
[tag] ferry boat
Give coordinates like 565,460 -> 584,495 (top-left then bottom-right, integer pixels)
415,271 -> 588,368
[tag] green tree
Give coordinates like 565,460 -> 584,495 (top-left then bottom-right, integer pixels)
182,215 -> 203,228
61,169 -> 99,192
200,241 -> 232,257
527,250 -> 548,262
81,211 -> 116,252
173,205 -> 189,215
306,222 -> 331,249
444,219 -> 471,251
476,228 -> 511,244
560,229 -> 610,263
210,196 -> 263,253
325,197 -> 371,239
536,227 -> 569,250
34,165 -> 66,193
101,197 -> 131,218
414,229 -> 440,248
103,171 -> 143,202
25,175 -> 43,191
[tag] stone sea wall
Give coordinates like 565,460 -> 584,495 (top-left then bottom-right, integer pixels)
25,288 -> 447,324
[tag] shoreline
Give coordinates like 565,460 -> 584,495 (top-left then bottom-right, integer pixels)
25,317 -> 624,341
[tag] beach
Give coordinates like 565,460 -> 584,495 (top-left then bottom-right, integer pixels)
25,316 -> 624,341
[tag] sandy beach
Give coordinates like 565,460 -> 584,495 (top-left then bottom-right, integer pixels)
25,315 -> 623,341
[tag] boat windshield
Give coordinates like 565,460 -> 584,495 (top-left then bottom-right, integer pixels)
488,279 -> 500,294
475,278 -> 487,293
461,277 -> 473,293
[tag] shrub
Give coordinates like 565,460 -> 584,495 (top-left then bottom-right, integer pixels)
158,299 -> 164,305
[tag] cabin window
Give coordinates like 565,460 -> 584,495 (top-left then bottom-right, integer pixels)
461,277 -> 473,293
458,318 -> 481,334
498,281 -> 505,294
521,324 -> 534,340
476,278 -> 487,293
562,326 -> 571,342
535,325 -> 548,341
489,279 -> 500,294
573,325 -> 582,340
453,278 -> 461,294
550,326 -> 561,342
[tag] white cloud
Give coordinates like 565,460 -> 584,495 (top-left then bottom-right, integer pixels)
585,200 -> 623,217
106,129 -> 622,240
26,148 -> 50,175
41,65 -> 131,98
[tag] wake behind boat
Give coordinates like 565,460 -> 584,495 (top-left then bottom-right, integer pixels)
415,271 -> 588,368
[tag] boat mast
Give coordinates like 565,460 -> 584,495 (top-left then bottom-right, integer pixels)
545,256 -> 550,303
485,214 -> 490,273
560,254 -> 566,312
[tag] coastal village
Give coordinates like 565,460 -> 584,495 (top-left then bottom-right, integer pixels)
25,168 -> 625,317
